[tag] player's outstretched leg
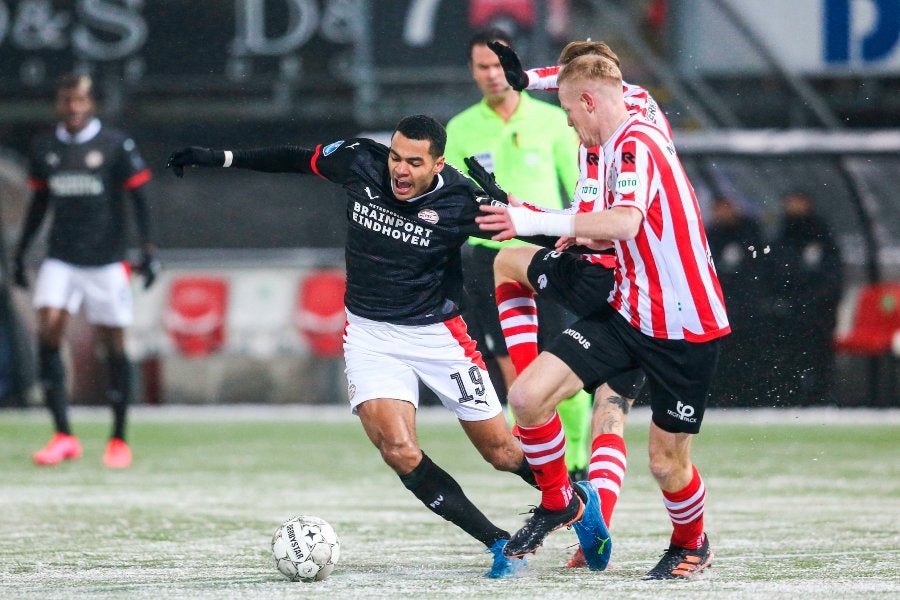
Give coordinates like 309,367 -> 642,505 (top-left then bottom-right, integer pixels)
571,480 -> 612,570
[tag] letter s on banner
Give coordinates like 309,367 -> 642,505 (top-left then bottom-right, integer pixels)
73,0 -> 148,61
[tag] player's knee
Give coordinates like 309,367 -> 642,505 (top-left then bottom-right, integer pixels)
648,449 -> 690,487
493,246 -> 533,283
377,440 -> 421,474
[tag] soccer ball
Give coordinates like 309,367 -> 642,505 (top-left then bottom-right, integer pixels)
271,515 -> 340,582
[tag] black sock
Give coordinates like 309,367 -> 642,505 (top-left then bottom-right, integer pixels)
38,344 -> 70,434
515,456 -> 539,489
399,453 -> 509,548
106,353 -> 132,441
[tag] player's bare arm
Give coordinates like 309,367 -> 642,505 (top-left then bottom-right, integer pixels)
477,202 -> 642,242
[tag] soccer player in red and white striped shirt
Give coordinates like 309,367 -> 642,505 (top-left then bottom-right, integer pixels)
486,40 -> 671,568
477,52 -> 729,580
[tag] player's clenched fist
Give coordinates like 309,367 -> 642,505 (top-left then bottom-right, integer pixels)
166,146 -> 221,177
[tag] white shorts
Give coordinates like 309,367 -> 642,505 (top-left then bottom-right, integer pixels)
33,258 -> 134,327
343,310 -> 502,422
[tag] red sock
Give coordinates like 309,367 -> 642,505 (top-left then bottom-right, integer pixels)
495,282 -> 538,374
517,413 -> 572,511
588,433 -> 627,527
663,465 -> 706,549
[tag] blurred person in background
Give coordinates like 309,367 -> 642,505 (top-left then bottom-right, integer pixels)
444,28 -> 594,484
167,114 -> 605,579
13,73 -> 159,468
770,191 -> 843,405
705,195 -> 768,405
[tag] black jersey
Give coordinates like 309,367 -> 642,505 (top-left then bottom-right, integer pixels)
318,138 -> 495,325
231,137 -> 505,325
27,119 -> 152,266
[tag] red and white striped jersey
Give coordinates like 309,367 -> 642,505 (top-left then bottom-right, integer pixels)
518,67 -> 673,269
602,114 -> 729,341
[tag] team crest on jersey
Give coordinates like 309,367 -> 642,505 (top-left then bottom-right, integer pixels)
46,152 -> 60,167
417,209 -> 439,224
322,140 -> 344,156
85,150 -> 104,169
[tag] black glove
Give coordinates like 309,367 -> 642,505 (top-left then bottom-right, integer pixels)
12,253 -> 28,289
464,156 -> 508,205
166,146 -> 221,178
137,250 -> 161,289
488,40 -> 529,92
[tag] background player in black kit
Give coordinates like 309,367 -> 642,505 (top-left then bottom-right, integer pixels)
13,74 -> 159,469
167,114 -> 603,578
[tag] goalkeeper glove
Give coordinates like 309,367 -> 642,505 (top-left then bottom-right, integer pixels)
488,41 -> 529,91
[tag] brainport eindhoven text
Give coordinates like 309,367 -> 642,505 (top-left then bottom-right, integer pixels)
352,202 -> 433,247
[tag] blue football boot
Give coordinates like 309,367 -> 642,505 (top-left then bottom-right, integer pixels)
484,538 -> 527,578
572,480 -> 612,571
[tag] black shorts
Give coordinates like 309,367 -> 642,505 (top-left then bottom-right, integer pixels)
527,248 -> 646,399
461,244 -> 578,357
545,305 -> 722,434
526,248 -> 614,318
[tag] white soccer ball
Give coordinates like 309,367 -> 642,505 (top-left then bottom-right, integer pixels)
271,515 -> 341,582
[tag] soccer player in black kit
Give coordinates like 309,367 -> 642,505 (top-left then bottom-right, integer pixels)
167,114 -> 604,578
13,74 -> 159,469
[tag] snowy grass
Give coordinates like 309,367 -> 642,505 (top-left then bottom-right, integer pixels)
1,405 -> 898,599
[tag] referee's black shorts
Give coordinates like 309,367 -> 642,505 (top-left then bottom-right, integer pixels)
545,304 -> 722,434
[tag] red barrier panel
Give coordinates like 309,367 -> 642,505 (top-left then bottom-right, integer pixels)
164,276 -> 229,358
834,283 -> 900,355
295,270 -> 346,358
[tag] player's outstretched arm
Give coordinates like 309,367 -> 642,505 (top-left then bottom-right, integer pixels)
168,145 -> 319,177
487,40 -> 561,92
487,41 -> 529,91
167,147 -> 223,177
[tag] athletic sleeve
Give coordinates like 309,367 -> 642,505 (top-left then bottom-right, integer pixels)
609,138 -> 650,218
526,65 -> 561,91
18,139 -> 51,254
119,136 -> 152,190
230,138 -> 370,185
128,185 -> 153,246
26,138 -> 48,192
15,189 -> 49,256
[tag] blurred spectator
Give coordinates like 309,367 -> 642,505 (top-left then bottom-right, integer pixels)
705,195 -> 767,405
770,191 -> 844,406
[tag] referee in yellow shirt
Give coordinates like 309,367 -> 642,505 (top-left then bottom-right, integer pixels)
445,28 -> 591,480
